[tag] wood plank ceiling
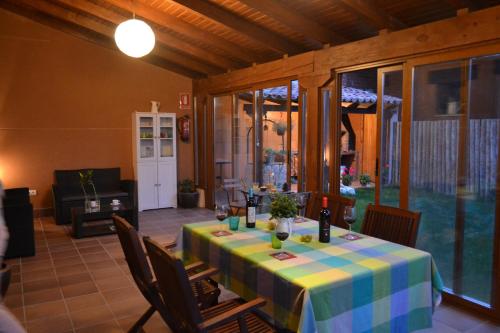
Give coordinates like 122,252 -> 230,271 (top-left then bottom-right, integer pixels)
1,0 -> 499,78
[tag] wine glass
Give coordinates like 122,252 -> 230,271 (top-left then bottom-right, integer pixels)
343,205 -> 357,240
295,193 -> 307,222
275,219 -> 291,250
215,204 -> 229,234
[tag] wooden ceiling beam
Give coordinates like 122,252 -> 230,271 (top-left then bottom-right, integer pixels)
236,0 -> 348,47
53,0 -> 242,70
168,0 -> 305,55
445,0 -> 475,10
338,0 -> 406,31
103,0 -> 264,64
1,0 -> 217,77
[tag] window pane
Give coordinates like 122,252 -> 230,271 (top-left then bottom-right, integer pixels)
380,70 -> 402,206
260,85 -> 288,189
234,91 -> 254,200
461,54 -> 499,304
301,89 -> 307,190
322,89 -> 331,193
214,95 -> 233,186
411,56 -> 499,305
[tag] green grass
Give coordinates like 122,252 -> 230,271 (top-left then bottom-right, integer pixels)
351,186 -> 495,305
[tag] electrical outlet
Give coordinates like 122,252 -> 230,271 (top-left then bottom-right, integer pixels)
29,189 -> 37,196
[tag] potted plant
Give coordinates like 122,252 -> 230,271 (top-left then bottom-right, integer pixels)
79,170 -> 99,210
178,179 -> 199,208
264,148 -> 275,164
272,121 -> 287,136
269,193 -> 298,237
341,174 -> 353,186
274,149 -> 286,163
359,174 -> 371,186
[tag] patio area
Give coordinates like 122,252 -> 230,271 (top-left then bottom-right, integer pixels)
2,209 -> 498,333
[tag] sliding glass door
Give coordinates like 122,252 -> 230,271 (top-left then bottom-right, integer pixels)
410,54 -> 500,307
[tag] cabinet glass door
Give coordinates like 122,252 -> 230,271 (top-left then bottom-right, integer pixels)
138,115 -> 156,161
158,115 -> 175,160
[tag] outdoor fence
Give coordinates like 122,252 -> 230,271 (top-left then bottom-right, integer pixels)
386,118 -> 499,198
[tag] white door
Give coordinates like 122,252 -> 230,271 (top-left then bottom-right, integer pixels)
157,114 -> 176,163
158,162 -> 177,208
138,163 -> 158,211
136,113 -> 157,163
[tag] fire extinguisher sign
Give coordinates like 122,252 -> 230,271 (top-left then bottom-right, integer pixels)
178,92 -> 191,110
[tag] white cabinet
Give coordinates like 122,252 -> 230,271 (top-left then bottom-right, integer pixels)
133,112 -> 177,211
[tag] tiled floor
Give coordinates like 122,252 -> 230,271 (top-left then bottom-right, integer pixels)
3,208 -> 499,333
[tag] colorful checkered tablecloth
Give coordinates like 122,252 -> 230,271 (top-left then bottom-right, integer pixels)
182,216 -> 443,333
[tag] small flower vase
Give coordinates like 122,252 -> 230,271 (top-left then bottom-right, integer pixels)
276,217 -> 294,238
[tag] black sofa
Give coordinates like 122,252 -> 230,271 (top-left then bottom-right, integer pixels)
52,168 -> 137,225
2,187 -> 35,258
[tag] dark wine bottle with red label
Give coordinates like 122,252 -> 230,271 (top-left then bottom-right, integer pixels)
246,188 -> 256,228
319,196 -> 331,243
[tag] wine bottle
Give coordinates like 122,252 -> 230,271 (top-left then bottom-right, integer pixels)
319,196 -> 331,243
246,188 -> 256,228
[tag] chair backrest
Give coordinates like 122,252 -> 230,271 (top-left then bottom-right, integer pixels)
0,263 -> 11,298
214,186 -> 230,208
360,204 -> 421,247
305,192 -> 356,229
112,216 -> 155,298
143,236 -> 203,333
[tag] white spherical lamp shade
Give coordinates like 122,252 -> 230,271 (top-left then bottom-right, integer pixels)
114,19 -> 155,58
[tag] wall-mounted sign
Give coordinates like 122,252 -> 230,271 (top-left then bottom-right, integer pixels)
179,92 -> 191,110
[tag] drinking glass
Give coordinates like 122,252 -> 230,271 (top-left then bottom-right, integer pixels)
228,216 -> 240,231
295,193 -> 307,222
215,204 -> 229,233
343,205 -> 357,240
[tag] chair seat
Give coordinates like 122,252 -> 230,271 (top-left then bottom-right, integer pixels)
230,201 -> 246,208
201,299 -> 275,333
191,277 -> 220,309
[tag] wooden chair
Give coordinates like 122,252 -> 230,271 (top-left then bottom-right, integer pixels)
305,192 -> 356,229
360,204 -> 421,248
0,263 -> 11,298
214,181 -> 245,216
112,215 -> 220,333
143,236 -> 276,333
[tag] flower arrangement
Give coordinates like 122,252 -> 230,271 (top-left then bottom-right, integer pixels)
79,170 -> 97,201
341,166 -> 356,186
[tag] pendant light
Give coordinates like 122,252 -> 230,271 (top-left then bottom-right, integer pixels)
114,11 -> 155,58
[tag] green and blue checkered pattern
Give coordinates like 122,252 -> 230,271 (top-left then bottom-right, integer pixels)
182,216 -> 443,333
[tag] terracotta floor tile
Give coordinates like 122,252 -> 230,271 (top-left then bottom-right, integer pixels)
22,268 -> 56,282
74,320 -> 123,333
23,278 -> 60,293
5,292 -> 24,308
74,239 -> 100,248
141,313 -> 172,333
101,287 -> 141,304
51,249 -> 80,260
434,305 -> 485,332
66,293 -> 106,313
70,304 -> 114,329
26,313 -> 73,333
52,255 -> 83,268
91,267 -> 125,280
81,253 -> 112,263
58,272 -> 93,287
7,282 -> 23,295
55,263 -> 88,277
85,259 -> 118,271
25,300 -> 67,322
23,287 -> 62,306
95,275 -> 133,292
21,260 -> 53,273
77,246 -> 104,255
107,296 -> 149,319
61,281 -> 98,298
9,306 -> 25,323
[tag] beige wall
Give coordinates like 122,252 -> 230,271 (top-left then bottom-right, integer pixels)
0,9 -> 193,210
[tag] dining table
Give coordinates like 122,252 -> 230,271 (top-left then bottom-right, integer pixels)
181,215 -> 443,333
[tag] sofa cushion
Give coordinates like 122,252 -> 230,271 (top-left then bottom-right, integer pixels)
61,191 -> 129,202
55,168 -> 122,195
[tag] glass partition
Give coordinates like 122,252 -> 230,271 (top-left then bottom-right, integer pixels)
411,54 -> 499,305
322,89 -> 331,193
290,80 -> 299,192
214,95 -> 233,187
